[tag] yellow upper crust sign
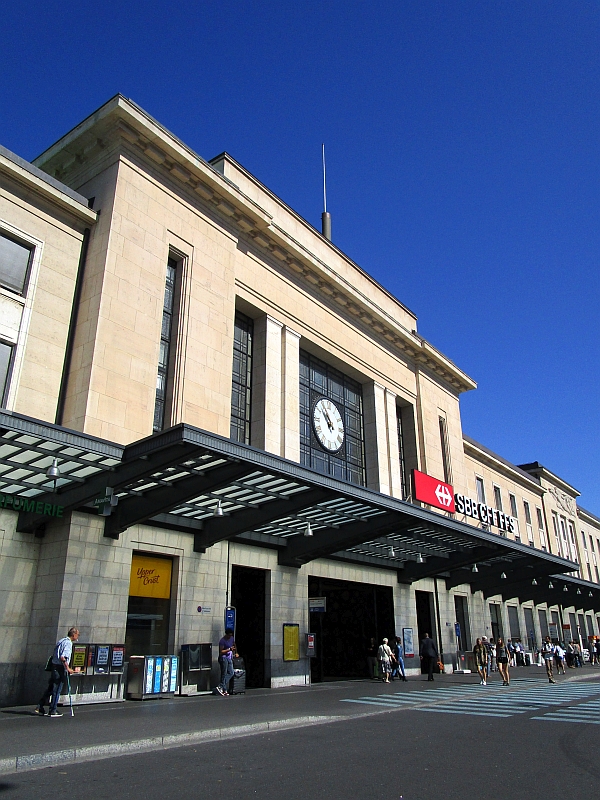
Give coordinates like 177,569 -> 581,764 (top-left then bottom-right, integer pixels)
129,554 -> 172,599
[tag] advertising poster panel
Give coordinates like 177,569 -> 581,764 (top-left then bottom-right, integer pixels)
95,645 -> 110,674
170,656 -> 178,692
153,657 -> 163,694
145,658 -> 155,694
162,657 -> 171,692
403,628 -> 415,658
283,624 -> 300,661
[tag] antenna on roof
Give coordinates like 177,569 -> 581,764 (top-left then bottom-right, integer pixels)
321,143 -> 331,241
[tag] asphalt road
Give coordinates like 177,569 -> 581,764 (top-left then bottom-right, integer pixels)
3,678 -> 600,800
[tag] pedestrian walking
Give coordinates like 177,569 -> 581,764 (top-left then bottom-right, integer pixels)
541,636 -> 556,683
34,627 -> 80,717
216,627 -> 236,696
496,637 -> 511,685
507,638 -> 516,668
419,633 -> 438,682
473,638 -> 488,685
482,636 -> 493,673
378,638 -> 394,683
391,635 -> 407,682
367,637 -> 378,680
554,643 -> 566,675
596,639 -> 600,665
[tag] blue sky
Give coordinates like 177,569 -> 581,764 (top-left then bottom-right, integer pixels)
2,2 -> 599,511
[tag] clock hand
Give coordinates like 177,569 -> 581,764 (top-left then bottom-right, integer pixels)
322,407 -> 334,431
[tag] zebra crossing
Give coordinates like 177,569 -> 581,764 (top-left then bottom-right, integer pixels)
340,678 -> 600,722
533,697 -> 600,725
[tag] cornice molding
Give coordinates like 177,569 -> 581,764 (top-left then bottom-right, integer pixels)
463,438 -> 544,493
0,151 -> 97,225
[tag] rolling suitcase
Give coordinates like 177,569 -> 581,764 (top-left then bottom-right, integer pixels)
229,656 -> 246,694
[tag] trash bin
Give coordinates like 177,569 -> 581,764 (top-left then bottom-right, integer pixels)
179,643 -> 212,695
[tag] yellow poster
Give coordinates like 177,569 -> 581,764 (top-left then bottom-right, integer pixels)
283,624 -> 300,661
129,554 -> 172,599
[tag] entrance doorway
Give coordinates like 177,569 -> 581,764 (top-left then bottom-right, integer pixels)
489,603 -> 504,641
125,553 -> 173,656
308,576 -> 394,682
524,607 -> 536,650
415,590 -> 437,673
231,566 -> 267,688
454,595 -> 471,651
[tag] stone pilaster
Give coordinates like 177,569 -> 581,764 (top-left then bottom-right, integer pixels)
251,315 -> 283,455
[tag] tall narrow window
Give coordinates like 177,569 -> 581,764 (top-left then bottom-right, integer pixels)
0,231 -> 33,295
552,511 -> 560,554
509,493 -> 520,540
230,312 -> 254,444
438,416 -> 452,484
397,409 -> 408,499
536,507 -> 547,551
0,341 -> 13,407
475,476 -> 486,505
493,485 -> 503,512
567,521 -> 578,566
523,500 -> 533,545
153,258 -> 178,433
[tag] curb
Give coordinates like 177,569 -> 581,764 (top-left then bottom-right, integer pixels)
0,715 -> 343,776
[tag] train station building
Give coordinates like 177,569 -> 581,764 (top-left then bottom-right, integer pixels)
1,95 -> 599,705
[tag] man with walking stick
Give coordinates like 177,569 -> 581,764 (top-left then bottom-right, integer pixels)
34,628 -> 80,717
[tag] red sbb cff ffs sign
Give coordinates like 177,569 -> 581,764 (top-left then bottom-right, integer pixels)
412,469 -> 455,513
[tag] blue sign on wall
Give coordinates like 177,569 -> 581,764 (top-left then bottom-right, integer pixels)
225,606 -> 236,633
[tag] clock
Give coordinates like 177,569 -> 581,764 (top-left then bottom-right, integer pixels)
312,398 -> 345,452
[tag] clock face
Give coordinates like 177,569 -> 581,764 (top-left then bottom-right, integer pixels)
312,398 -> 345,452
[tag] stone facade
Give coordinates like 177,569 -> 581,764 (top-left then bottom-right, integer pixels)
0,96 -> 598,705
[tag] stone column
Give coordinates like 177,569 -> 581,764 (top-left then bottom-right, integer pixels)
384,389 -> 403,499
281,327 -> 301,462
251,315 -> 283,455
363,382 -> 402,496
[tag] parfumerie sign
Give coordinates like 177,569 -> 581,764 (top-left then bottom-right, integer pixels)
0,492 -> 64,517
412,470 -> 516,533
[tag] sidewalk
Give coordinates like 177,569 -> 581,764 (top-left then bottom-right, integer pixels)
1,665 -> 598,775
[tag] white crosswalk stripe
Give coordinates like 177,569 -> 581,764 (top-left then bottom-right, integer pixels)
340,679 -> 600,721
533,696 -> 600,725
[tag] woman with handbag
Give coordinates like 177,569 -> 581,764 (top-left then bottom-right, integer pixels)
377,638 -> 394,684
496,637 -> 511,685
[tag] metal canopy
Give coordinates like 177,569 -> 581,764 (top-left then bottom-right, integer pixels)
2,412 -> 578,588
482,572 -> 600,612
0,411 -> 122,499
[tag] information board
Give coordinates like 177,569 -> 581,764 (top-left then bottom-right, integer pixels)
111,646 -> 125,672
153,657 -> 163,694
71,644 -> 87,670
144,658 -> 154,694
309,597 -> 326,613
95,645 -> 110,674
169,656 -> 178,692
403,627 -> 415,658
283,624 -> 300,661
161,657 -> 170,692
